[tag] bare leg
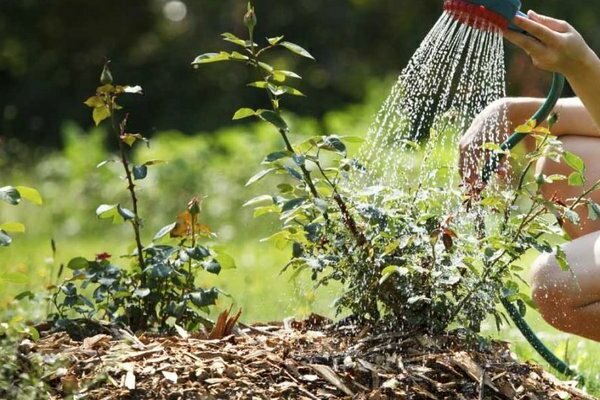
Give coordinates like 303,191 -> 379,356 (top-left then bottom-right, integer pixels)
532,135 -> 600,341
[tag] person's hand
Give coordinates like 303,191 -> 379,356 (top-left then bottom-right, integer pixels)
505,11 -> 594,78
458,99 -> 510,191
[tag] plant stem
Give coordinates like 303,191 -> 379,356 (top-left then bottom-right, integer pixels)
109,109 -> 146,272
247,47 -> 366,246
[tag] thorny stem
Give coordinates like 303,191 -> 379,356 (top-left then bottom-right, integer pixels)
314,154 -> 367,245
109,107 -> 146,274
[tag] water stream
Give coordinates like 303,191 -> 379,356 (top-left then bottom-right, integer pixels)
351,11 -> 508,195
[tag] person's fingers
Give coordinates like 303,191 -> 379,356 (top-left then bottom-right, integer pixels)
512,15 -> 557,45
504,29 -> 546,57
527,10 -> 570,33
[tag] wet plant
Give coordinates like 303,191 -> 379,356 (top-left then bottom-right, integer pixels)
48,64 -> 233,334
0,185 -> 42,246
195,3 -> 597,336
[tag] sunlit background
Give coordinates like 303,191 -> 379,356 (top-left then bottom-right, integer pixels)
1,0 -> 600,390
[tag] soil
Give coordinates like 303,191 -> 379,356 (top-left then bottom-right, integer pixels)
30,315 -> 595,400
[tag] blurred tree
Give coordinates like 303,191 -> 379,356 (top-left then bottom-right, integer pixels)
0,0 -> 598,148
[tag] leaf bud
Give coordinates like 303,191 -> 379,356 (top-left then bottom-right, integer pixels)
244,3 -> 257,34
100,61 -> 113,85
188,197 -> 202,216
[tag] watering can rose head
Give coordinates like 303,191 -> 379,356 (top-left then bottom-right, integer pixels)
444,0 -> 524,31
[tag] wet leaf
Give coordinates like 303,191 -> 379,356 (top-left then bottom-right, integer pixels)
588,200 -> 600,221
153,222 -> 177,241
0,230 -> 12,246
189,288 -> 219,308
246,168 -> 278,186
133,165 -> 148,180
0,186 -> 21,205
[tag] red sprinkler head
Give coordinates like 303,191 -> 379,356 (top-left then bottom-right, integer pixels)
443,0 -> 510,31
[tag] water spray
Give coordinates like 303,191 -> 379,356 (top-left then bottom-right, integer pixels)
444,0 -> 575,379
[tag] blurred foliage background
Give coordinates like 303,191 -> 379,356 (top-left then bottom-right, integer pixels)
1,0 -> 600,388
1,0 -> 599,149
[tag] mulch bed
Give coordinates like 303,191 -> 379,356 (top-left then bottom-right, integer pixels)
29,315 -> 595,399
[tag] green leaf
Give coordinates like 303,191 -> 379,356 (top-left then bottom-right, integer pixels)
84,96 -> 104,108
258,110 -> 288,131
279,86 -> 305,96
118,205 -> 136,221
203,259 -> 221,274
143,159 -> 167,167
191,52 -> 231,65
555,246 -> 570,272
0,186 -> 21,205
0,222 -> 25,233
221,32 -> 246,47
280,41 -> 315,60
149,263 -> 171,278
153,222 -> 177,241
232,108 -> 256,120
133,165 -> 148,180
340,136 -> 364,144
15,186 -> 42,205
563,151 -> 585,174
281,198 -> 306,212
253,205 -> 280,218
277,183 -> 294,193
248,81 -> 269,89
96,204 -> 125,224
15,291 -> 35,301
263,150 -> 292,163
379,265 -> 410,285
258,62 -> 274,72
189,288 -> 219,307
284,166 -> 303,181
272,70 -> 301,80
588,200 -> 600,221
568,172 -> 585,187
230,51 -> 249,61
134,288 -> 150,298
319,135 -> 346,154
268,36 -> 285,45
92,106 -> 111,126
67,257 -> 89,270
242,195 -> 273,208
0,230 -> 12,246
213,248 -> 236,270
246,168 -> 278,186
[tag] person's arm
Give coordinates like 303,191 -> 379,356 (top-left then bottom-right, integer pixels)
507,97 -> 599,138
506,11 -> 600,135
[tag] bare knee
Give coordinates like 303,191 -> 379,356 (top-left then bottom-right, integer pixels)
530,252 -> 578,332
